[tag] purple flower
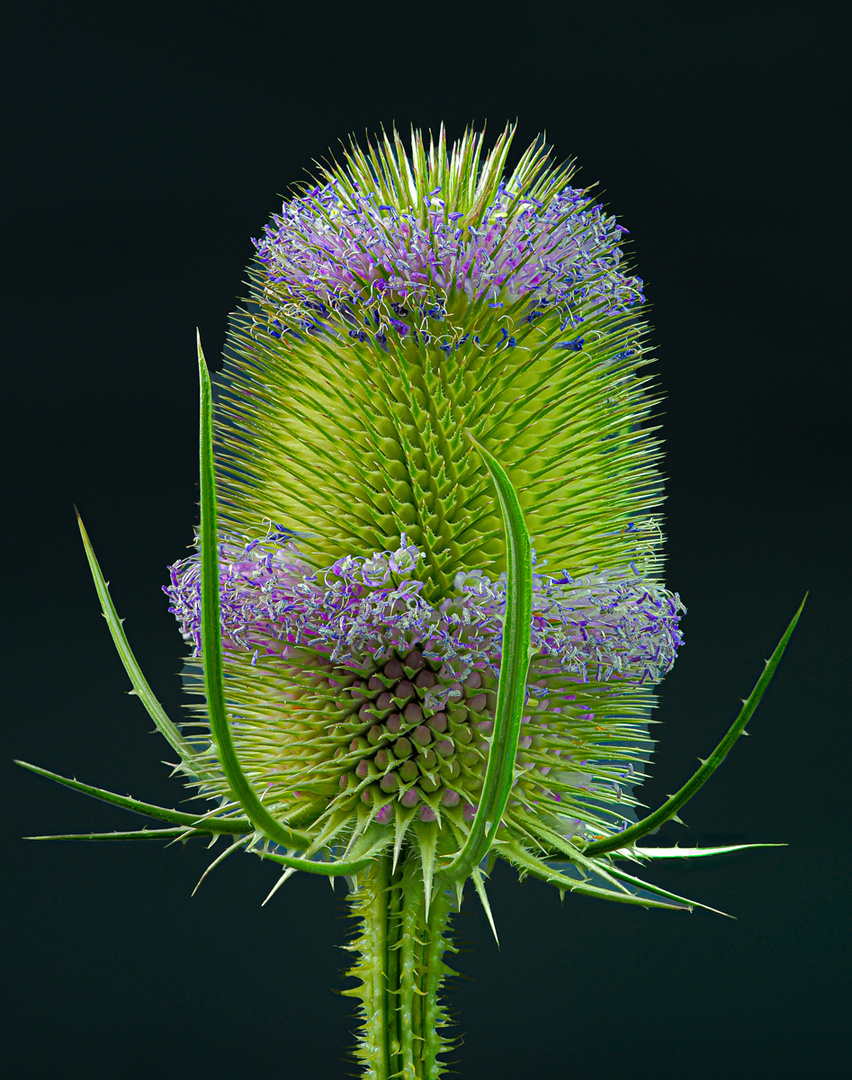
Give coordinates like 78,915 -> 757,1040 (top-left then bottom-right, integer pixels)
251,177 -> 644,343
166,528 -> 684,715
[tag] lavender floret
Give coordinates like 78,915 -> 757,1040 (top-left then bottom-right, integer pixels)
251,180 -> 644,338
165,529 -> 684,695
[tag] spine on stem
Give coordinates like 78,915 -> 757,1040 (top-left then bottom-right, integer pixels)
342,854 -> 457,1079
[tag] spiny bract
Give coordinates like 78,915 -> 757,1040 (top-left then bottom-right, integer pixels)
164,124 -> 686,891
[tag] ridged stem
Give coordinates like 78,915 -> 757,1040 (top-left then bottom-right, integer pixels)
343,854 -> 456,1079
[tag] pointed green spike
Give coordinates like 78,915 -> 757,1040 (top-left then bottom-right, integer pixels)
438,434 -> 533,885
471,868 -> 499,945
414,820 -> 440,912
563,879 -> 692,912
339,804 -> 374,858
603,863 -> 734,918
25,827 -> 200,842
262,865 -> 299,906
392,804 -> 418,873
584,594 -> 807,857
504,839 -> 693,912
15,760 -> 252,833
191,836 -> 251,896
511,808 -> 640,894
346,822 -> 394,863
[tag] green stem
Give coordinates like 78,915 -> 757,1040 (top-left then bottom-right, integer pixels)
343,854 -> 456,1079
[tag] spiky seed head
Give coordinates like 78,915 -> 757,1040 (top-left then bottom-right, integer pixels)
165,124 -> 685,886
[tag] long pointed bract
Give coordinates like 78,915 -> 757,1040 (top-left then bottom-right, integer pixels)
16,760 -> 252,833
439,435 -> 533,885
197,335 -> 312,852
584,595 -> 807,856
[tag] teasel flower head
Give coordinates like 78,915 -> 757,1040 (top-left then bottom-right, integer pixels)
23,125 -> 801,927
159,124 -> 694,892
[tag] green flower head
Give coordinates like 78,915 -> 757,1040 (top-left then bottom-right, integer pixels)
25,123 -> 801,906
159,124 -> 691,890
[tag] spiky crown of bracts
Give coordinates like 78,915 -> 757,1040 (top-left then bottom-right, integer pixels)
157,124 -> 687,880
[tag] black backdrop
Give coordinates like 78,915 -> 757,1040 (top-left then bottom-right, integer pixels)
4,3 -> 849,1077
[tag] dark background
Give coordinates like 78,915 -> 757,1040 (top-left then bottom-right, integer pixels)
4,2 -> 849,1077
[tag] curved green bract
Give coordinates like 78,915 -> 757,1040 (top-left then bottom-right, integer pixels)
437,434 -> 533,885
76,511 -> 208,773
503,839 -> 693,912
15,760 -> 252,834
584,594 -> 807,857
197,336 -> 314,853
258,826 -> 391,877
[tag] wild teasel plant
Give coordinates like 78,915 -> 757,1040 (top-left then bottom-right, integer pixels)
21,125 -> 804,1080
